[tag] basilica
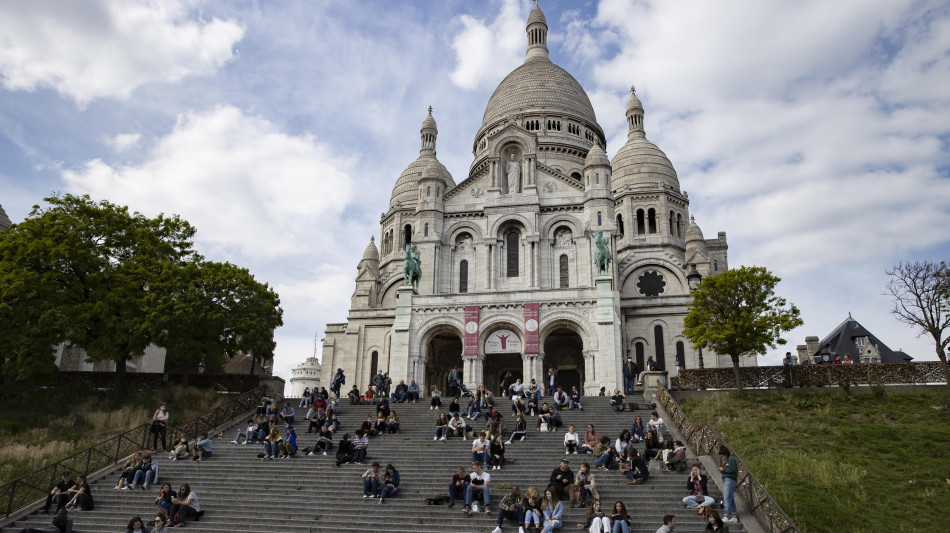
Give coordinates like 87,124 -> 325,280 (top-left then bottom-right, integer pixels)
320,4 -> 736,395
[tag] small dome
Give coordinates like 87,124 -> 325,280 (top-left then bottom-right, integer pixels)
421,106 -> 437,132
361,236 -> 380,263
626,86 -> 643,114
527,4 -> 547,26
584,144 -> 610,167
611,136 -> 679,191
685,216 -> 705,243
390,156 -> 454,209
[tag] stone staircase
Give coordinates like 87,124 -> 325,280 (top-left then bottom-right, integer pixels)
4,394 -> 743,532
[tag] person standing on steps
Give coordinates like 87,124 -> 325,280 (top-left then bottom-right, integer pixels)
151,404 -> 168,453
546,368 -> 559,397
491,485 -> 525,533
717,446 -> 739,523
448,367 -> 462,398
655,514 -> 676,533
464,461 -> 491,516
622,357 -> 638,395
373,370 -> 385,398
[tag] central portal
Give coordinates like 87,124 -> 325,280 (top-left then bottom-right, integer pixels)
543,327 -> 584,393
483,328 -> 524,395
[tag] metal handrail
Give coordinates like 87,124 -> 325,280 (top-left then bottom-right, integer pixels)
656,382 -> 800,533
0,385 -> 267,518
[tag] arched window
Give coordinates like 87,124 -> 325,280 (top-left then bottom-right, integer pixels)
403,224 -> 412,244
636,209 -> 645,235
459,260 -> 469,293
654,325 -> 666,370
669,211 -> 675,235
427,186 -> 431,197
595,173 -> 600,184
635,342 -> 645,371
616,214 -> 624,236
648,209 -> 657,234
676,341 -> 686,369
571,171 -> 582,181
597,212 -> 602,226
677,214 -> 683,237
714,260 -> 719,272
559,254 -> 569,288
424,223 -> 429,237
506,231 -> 519,277
370,351 -> 379,377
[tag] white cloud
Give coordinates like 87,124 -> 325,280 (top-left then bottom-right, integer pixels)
0,0 -> 244,106
61,106 -> 356,259
449,0 -> 526,90
107,133 -> 141,152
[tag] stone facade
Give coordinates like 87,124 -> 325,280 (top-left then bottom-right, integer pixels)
321,5 -> 745,396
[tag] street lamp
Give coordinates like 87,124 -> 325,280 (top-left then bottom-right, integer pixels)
197,361 -> 206,374
686,264 -> 702,291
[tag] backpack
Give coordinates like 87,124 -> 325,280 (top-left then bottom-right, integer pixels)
424,494 -> 451,505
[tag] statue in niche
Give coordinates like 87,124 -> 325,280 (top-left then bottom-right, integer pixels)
456,236 -> 473,255
506,153 -> 520,194
554,229 -> 573,248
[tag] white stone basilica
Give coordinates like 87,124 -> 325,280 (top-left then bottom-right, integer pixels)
321,4 -> 736,395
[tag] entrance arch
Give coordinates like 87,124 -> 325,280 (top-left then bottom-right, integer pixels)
543,327 -> 584,394
481,324 -> 525,396
423,326 -> 463,396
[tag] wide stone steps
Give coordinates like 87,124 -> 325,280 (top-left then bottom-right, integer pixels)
4,395 -> 741,533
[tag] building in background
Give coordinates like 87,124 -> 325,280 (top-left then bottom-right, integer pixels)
322,4 -> 738,394
796,314 -> 914,364
289,356 -> 322,397
0,203 -> 12,231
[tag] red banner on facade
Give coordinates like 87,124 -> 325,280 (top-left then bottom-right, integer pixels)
463,305 -> 480,355
524,303 -> 540,354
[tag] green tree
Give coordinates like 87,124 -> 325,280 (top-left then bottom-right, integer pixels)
885,260 -> 950,385
150,259 -> 283,378
683,265 -> 803,390
0,194 -> 196,384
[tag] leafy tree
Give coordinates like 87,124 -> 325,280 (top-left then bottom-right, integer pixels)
150,259 -> 283,378
0,194 -> 196,384
884,260 -> 950,384
683,265 -> 803,390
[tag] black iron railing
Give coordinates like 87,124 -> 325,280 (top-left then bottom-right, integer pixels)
656,381 -> 800,533
675,361 -> 946,390
0,386 -> 266,518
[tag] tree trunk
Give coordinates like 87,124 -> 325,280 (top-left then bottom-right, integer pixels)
731,354 -> 743,391
936,345 -> 950,386
114,356 -> 127,391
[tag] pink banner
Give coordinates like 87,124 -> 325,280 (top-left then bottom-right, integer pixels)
524,303 -> 540,354
463,305 -> 480,355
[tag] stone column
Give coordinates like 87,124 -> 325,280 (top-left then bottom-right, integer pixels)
390,285 -> 415,386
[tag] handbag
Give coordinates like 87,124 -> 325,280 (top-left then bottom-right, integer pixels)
539,422 -> 549,432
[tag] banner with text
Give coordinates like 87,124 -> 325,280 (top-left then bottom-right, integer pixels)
463,305 -> 480,355
524,302 -> 540,354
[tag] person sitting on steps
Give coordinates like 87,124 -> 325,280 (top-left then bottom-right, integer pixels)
609,390 -> 626,412
464,461 -> 491,516
361,462 -> 384,498
447,465 -> 470,508
169,483 -> 203,526
191,433 -> 212,462
683,463 -> 715,508
491,485 -> 525,533
582,425 -> 599,455
448,412 -> 468,438
429,385 -> 442,410
434,411 -> 450,441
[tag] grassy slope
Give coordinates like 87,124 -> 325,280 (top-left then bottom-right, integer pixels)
0,382 -> 229,485
680,388 -> 950,533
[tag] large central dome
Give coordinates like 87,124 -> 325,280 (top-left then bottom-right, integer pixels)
481,56 -> 599,128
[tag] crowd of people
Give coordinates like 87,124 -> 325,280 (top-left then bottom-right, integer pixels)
31,367 -> 740,532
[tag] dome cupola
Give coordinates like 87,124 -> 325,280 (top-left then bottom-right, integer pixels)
390,108 -> 455,210
685,216 -> 705,244
611,85 -> 680,192
526,1 -> 548,60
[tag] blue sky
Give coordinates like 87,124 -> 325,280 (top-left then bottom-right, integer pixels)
2,0 -> 949,379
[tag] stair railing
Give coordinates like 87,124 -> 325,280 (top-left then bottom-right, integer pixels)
0,385 -> 266,518
656,382 -> 800,533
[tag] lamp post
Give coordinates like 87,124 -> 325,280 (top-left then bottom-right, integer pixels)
197,361 -> 206,374
687,264 -> 704,368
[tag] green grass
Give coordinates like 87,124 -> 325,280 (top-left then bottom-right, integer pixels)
0,381 -> 229,485
679,388 -> 950,533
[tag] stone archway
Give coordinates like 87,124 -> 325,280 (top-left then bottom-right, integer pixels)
423,326 -> 463,397
543,327 -> 585,394
480,324 -> 525,395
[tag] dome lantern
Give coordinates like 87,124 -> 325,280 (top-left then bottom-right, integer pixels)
420,106 -> 438,155
626,85 -> 645,139
526,1 -> 548,60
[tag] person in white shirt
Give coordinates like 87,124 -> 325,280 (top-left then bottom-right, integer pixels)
449,413 -> 468,438
472,432 -> 490,464
563,425 -> 579,455
648,412 -> 665,438
464,461 -> 491,516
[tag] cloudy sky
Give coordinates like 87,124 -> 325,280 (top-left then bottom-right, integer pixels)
2,0 -> 949,379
